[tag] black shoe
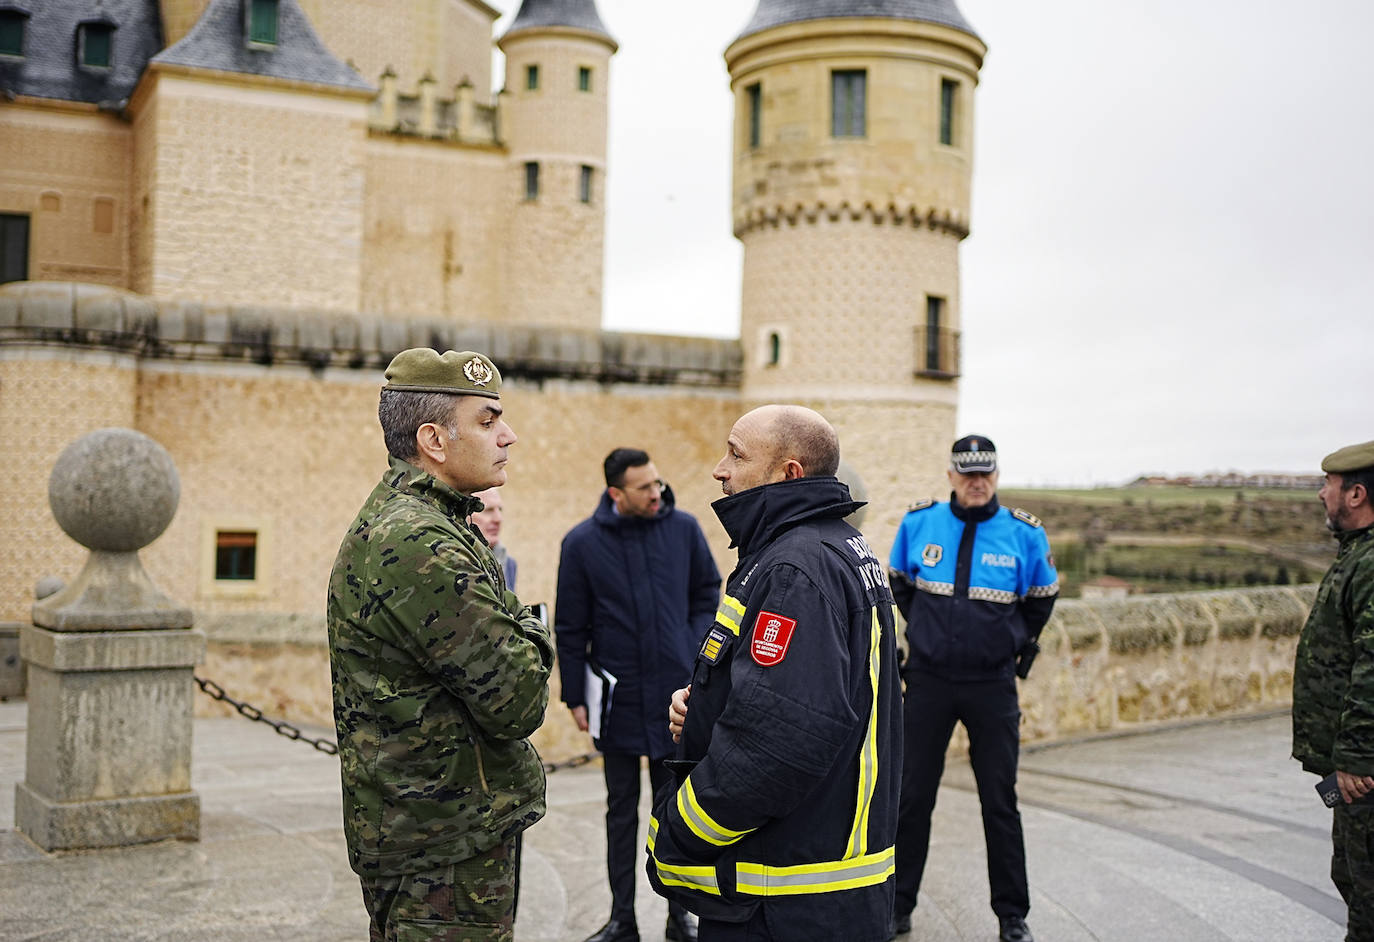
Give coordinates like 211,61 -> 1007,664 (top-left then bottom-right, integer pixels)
665,908 -> 699,942
583,917 -> 639,942
998,915 -> 1033,942
891,910 -> 912,938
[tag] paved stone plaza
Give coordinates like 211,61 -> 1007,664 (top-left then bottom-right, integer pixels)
0,703 -> 1344,941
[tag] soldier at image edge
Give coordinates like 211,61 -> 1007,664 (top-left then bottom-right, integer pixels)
326,348 -> 554,942
1292,438 -> 1374,942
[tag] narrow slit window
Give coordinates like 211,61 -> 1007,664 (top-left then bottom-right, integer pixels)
0,213 -> 29,283
831,70 -> 867,138
925,296 -> 944,371
526,64 -> 539,90
215,531 -> 258,581
767,331 -> 782,366
940,79 -> 958,146
747,82 -> 762,149
524,162 -> 539,200
579,165 -> 593,203
578,66 -> 592,92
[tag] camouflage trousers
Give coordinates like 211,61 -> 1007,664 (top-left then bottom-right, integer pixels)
360,837 -> 521,942
1333,803 -> 1374,942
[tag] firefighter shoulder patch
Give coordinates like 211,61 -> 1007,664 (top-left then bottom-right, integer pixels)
750,610 -> 797,667
1011,507 -> 1043,529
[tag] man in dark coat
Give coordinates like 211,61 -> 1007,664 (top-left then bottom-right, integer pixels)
557,448 -> 722,942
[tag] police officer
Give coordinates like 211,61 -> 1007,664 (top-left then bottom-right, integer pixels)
888,436 -> 1058,942
1292,439 -> 1374,941
648,405 -> 903,942
327,349 -> 554,942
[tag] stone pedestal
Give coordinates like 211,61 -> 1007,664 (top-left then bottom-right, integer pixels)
15,427 -> 205,851
16,626 -> 206,851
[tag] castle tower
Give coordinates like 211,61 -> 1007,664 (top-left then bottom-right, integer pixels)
497,0 -> 616,330
725,0 -> 986,543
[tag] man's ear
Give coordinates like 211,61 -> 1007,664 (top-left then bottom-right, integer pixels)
1350,482 -> 1370,509
415,423 -> 447,465
781,458 -> 805,481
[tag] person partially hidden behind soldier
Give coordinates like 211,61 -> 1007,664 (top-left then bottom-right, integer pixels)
1293,439 -> 1374,942
887,435 -> 1058,942
652,405 -> 903,942
472,486 -> 518,590
327,348 -> 554,942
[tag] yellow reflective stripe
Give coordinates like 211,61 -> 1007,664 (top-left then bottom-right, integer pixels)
647,815 -> 723,896
846,606 -> 882,859
735,846 -> 895,896
677,776 -> 752,847
715,595 -> 745,636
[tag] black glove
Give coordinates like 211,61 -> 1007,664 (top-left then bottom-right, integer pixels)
1015,639 -> 1040,679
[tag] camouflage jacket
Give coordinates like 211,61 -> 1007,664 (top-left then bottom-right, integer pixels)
1293,524 -> 1374,777
327,456 -> 554,877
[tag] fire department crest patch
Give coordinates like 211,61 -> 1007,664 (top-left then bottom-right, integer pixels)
750,611 -> 796,667
922,543 -> 943,567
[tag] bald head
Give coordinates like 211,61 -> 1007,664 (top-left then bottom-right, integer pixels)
713,404 -> 841,496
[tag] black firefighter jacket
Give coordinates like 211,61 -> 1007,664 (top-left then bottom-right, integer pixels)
645,476 -> 903,942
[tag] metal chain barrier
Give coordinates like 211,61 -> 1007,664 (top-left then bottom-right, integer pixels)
193,675 -> 338,755
193,674 -> 602,773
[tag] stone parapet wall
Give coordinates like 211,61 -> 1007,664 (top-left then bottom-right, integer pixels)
189,585 -> 1315,763
0,282 -> 743,386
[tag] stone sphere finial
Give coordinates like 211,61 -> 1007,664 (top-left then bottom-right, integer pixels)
47,428 -> 180,553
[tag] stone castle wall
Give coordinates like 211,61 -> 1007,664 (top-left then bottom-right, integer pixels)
189,585 -> 1316,764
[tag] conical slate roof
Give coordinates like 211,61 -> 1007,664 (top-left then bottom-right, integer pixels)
736,0 -> 978,42
152,0 -> 371,93
503,0 -> 614,44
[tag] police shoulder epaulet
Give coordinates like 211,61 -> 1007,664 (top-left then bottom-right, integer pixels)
906,498 -> 935,513
1010,507 -> 1043,529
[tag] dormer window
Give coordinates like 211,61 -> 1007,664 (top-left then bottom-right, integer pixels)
78,21 -> 115,69
246,0 -> 278,47
0,9 -> 27,58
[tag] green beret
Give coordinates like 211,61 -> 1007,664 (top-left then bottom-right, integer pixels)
383,349 -> 501,399
1323,440 -> 1374,475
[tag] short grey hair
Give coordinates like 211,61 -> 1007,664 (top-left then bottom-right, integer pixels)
772,406 -> 840,477
378,389 -> 461,460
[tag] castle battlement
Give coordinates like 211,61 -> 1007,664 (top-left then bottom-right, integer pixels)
734,201 -> 970,238
368,70 -> 501,148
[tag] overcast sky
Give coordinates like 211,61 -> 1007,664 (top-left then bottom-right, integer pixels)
495,0 -> 1374,486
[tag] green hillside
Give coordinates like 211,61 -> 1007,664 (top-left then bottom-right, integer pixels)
998,486 -> 1334,597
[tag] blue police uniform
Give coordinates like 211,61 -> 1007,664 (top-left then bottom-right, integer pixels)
646,476 -> 904,942
888,494 -> 1058,930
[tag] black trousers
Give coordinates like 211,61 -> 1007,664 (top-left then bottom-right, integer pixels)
604,751 -> 680,923
893,670 -> 1028,919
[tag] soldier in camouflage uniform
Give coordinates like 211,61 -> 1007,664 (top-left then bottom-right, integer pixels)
1293,439 -> 1374,942
328,348 -> 555,942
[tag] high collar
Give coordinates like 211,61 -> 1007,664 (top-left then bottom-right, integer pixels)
1334,522 -> 1374,551
385,455 -> 484,521
593,482 -> 677,528
712,476 -> 863,555
949,492 -> 1000,523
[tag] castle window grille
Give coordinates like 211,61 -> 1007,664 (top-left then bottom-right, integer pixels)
525,162 -> 540,200
747,82 -> 762,149
526,64 -> 539,90
0,214 -> 28,283
915,322 -> 960,379
579,165 -> 593,203
578,66 -> 592,92
0,10 -> 26,57
246,0 -> 277,45
215,531 -> 258,581
78,22 -> 114,69
940,79 -> 958,146
831,70 -> 866,138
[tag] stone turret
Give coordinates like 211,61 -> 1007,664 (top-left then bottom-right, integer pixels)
725,0 -> 986,544
497,0 -> 617,330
